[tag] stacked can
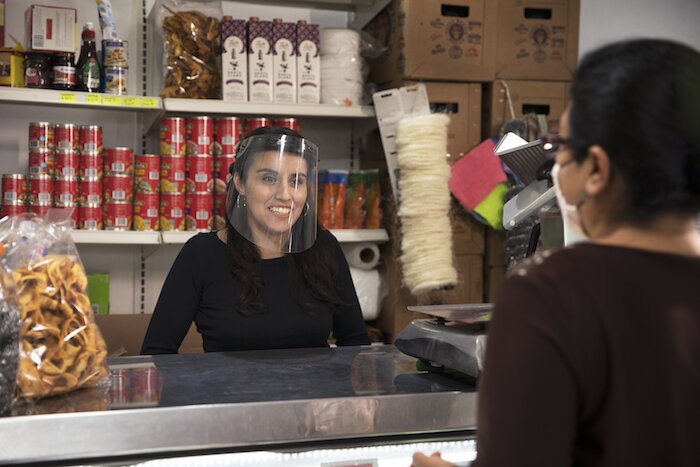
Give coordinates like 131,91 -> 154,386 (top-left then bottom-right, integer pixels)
54,123 -> 80,226
133,154 -> 160,230
185,116 -> 214,232
78,125 -> 104,230
244,117 -> 272,137
274,117 -> 301,134
103,147 -> 133,230
160,117 -> 186,231
102,39 -> 128,96
212,117 -> 242,230
1,174 -> 28,217
28,122 -> 54,216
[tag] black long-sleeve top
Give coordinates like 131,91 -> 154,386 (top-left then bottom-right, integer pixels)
141,229 -> 370,354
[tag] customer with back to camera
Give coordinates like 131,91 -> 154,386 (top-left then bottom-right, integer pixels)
413,38 -> 700,467
141,126 -> 370,354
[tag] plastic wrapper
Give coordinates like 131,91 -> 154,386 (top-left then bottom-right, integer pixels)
318,170 -> 348,230
344,172 -> 366,229
96,0 -> 119,40
364,169 -> 382,229
0,212 -> 109,399
155,0 -> 222,99
0,264 -> 20,415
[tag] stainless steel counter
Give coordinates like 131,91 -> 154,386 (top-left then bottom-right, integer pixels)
0,345 -> 477,465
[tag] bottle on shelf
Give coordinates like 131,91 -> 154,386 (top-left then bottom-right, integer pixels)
76,22 -> 103,93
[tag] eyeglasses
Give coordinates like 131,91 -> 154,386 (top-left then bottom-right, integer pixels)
540,133 -> 570,159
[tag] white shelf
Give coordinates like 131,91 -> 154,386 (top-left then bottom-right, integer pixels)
163,99 -> 375,118
0,88 -> 162,111
160,231 -> 200,244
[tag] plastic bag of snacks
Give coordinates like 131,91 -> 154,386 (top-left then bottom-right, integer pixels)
155,0 -> 222,99
364,169 -> 382,229
0,263 -> 20,415
318,170 -> 348,230
0,212 -> 108,399
344,172 -> 366,229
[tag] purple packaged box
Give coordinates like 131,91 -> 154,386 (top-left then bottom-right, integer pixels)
222,16 -> 248,102
296,20 -> 320,104
272,19 -> 297,103
247,17 -> 273,103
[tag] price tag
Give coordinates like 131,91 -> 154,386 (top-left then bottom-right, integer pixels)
141,97 -> 159,108
103,95 -> 123,106
86,94 -> 102,105
59,93 -> 77,103
123,97 -> 142,107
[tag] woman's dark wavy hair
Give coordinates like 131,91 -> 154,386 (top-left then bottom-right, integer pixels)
569,39 -> 700,225
224,126 -> 343,316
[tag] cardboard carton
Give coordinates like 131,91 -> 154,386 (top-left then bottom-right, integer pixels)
272,19 -> 297,103
365,0 -> 497,84
495,0 -> 580,80
296,21 -> 320,104
221,17 -> 248,102
87,273 -> 110,315
25,5 -> 77,53
247,18 -> 273,103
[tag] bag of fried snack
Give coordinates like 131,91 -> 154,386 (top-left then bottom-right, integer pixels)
154,0 -> 222,99
0,259 -> 20,414
0,213 -> 108,399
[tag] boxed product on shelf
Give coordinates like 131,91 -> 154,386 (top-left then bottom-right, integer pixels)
0,45 -> 25,87
495,0 -> 580,81
296,20 -> 320,104
248,17 -> 273,103
0,0 -> 4,48
272,18 -> 297,104
365,0 -> 497,85
25,5 -> 77,53
221,16 -> 248,102
87,273 -> 110,315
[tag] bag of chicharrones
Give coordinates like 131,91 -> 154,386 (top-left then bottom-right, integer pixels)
0,261 -> 21,414
0,212 -> 108,399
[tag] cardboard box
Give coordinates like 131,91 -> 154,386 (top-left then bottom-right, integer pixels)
247,18 -> 273,103
487,79 -> 570,137
296,21 -> 320,104
0,48 -> 24,87
495,0 -> 580,81
486,228 -> 507,266
25,5 -> 77,53
87,273 -> 110,315
0,0 -> 5,48
486,265 -> 507,302
365,0 -> 497,84
452,201 -> 485,255
221,17 -> 248,102
272,19 -> 297,103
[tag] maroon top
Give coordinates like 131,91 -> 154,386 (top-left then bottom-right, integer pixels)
474,243 -> 700,467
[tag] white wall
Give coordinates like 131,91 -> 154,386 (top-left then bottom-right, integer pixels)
579,0 -> 700,58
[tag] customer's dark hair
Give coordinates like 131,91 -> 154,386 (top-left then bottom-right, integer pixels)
225,126 -> 343,315
569,39 -> 700,224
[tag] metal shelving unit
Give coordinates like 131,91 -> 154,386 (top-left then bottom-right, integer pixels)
0,88 -> 162,112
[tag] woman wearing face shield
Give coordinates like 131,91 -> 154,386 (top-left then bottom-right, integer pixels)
414,39 -> 700,467
141,127 -> 370,354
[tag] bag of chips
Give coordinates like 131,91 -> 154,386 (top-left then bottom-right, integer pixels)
0,261 -> 20,414
0,212 -> 109,399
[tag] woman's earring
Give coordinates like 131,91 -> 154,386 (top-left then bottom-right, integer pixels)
301,202 -> 310,217
237,195 -> 246,208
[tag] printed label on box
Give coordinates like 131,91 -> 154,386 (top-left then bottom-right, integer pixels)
248,20 -> 273,103
222,18 -> 248,102
273,21 -> 297,103
296,23 -> 320,104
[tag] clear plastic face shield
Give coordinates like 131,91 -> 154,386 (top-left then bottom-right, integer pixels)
226,133 -> 319,253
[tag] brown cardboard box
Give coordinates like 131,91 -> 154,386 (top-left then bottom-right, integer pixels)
486,265 -> 507,302
452,201 -> 485,255
495,0 -> 580,81
365,0 -> 497,84
487,79 -> 570,137
486,228 -> 507,266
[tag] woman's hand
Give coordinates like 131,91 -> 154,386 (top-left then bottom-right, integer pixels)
412,451 -> 456,467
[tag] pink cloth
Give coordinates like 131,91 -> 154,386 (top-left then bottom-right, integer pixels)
449,138 -> 507,211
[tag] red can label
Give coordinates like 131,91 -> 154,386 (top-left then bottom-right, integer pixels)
29,150 -> 55,176
78,178 -> 102,205
212,192 -> 227,230
159,193 -> 185,231
133,192 -> 159,231
159,155 -> 186,194
103,201 -> 132,230
245,117 -> 272,137
29,202 -> 53,217
214,117 -> 243,156
54,124 -> 79,152
105,147 -> 134,176
55,151 -> 79,178
274,118 -> 300,133
185,192 -> 213,231
186,117 -> 214,156
2,174 -> 27,204
185,155 -> 214,193
103,174 -> 133,203
160,117 -> 186,156
1,203 -> 27,217
29,122 -> 54,151
134,154 -> 160,194
79,125 -> 103,155
29,175 -> 53,204
213,155 -> 236,194
79,153 -> 103,179
78,204 -> 103,230
54,177 -> 78,205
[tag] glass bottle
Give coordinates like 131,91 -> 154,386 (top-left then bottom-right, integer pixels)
76,22 -> 103,93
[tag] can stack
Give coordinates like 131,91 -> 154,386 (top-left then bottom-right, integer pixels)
212,117 -> 243,230
159,117 -> 186,231
54,123 -> 79,225
133,154 -> 160,230
103,147 -> 133,230
28,122 -> 55,217
78,125 -> 104,229
102,39 -> 128,96
1,174 -> 28,218
185,116 -> 214,232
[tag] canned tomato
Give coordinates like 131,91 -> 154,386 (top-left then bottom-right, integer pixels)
185,192 -> 213,231
159,155 -> 186,194
103,174 -> 133,203
104,66 -> 128,95
78,178 -> 102,205
160,117 -> 186,156
55,150 -> 79,178
214,117 -> 243,156
78,204 -> 102,230
78,153 -> 103,179
186,116 -> 214,155
185,154 -> 214,193
1,203 -> 27,218
245,117 -> 272,136
213,154 -> 236,194
130,367 -> 160,403
28,175 -> 53,204
28,149 -> 55,176
79,125 -> 103,155
54,123 -> 79,152
105,147 -> 134,176
2,174 -> 27,204
133,192 -> 159,231
159,193 -> 185,231
29,122 -> 54,151
212,192 -> 227,230
54,176 -> 78,206
29,202 -> 53,217
274,118 -> 300,133
103,201 -> 132,230
134,154 -> 160,194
